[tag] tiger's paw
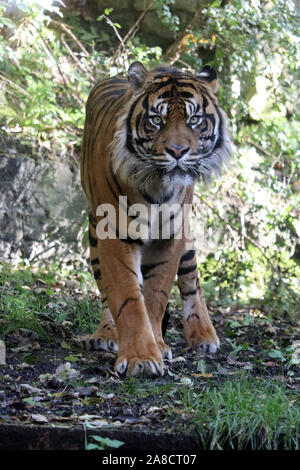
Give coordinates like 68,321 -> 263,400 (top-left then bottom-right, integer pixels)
80,331 -> 119,354
157,340 -> 172,361
184,318 -> 220,354
115,343 -> 164,378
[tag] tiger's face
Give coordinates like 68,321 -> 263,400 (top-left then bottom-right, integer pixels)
113,62 -> 231,192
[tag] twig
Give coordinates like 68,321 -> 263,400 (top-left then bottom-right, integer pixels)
50,20 -> 90,57
164,8 -> 201,65
0,72 -> 31,97
123,0 -> 156,44
244,137 -> 279,161
194,191 -> 299,303
39,30 -> 84,106
110,0 -> 156,65
60,33 -> 87,73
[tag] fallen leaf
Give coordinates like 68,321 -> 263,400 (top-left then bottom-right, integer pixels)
20,383 -> 43,394
54,362 -> 80,380
180,377 -> 193,386
147,406 -> 162,413
217,365 -> 231,375
21,285 -> 32,291
36,279 -> 48,287
79,415 -> 110,427
31,414 -> 48,423
192,373 -> 213,379
265,325 -> 280,336
173,408 -> 187,416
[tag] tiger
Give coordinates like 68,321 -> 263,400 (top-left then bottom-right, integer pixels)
80,61 -> 232,378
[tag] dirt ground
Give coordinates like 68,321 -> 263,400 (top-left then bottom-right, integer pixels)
1,295 -> 299,452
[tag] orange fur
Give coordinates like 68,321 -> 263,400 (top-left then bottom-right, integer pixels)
80,62 -> 231,377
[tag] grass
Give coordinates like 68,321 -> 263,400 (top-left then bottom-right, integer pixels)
0,261 -> 299,450
0,262 -> 100,339
179,376 -> 300,450
98,375 -> 299,450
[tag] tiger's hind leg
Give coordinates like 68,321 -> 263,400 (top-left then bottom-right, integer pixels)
80,214 -> 118,354
177,248 -> 220,354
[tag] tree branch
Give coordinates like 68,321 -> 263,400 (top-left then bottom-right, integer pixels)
194,191 -> 299,304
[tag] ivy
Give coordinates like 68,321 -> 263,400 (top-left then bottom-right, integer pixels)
0,0 -> 299,316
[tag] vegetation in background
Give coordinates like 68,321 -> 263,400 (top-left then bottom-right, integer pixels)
0,0 -> 299,319
0,262 -> 101,339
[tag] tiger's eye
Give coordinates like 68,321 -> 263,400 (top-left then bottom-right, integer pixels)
150,115 -> 162,126
189,115 -> 201,125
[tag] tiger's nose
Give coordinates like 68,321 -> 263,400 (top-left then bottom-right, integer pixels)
166,145 -> 190,159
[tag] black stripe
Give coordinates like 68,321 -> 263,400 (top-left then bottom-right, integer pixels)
177,91 -> 194,98
89,230 -> 98,247
152,78 -> 174,91
109,158 -> 134,208
161,307 -> 170,338
120,236 -> 144,246
89,214 -> 96,228
150,288 -> 169,298
159,90 -> 172,99
177,264 -> 197,276
180,250 -> 195,263
181,289 -> 197,299
92,93 -> 124,147
141,261 -> 166,279
99,88 -> 126,100
89,78 -> 126,99
213,104 -> 224,151
93,269 -> 101,280
117,296 -> 139,319
186,313 -> 200,321
175,80 -> 197,90
91,257 -> 100,265
116,257 -> 138,278
104,171 -> 119,203
126,96 -> 143,154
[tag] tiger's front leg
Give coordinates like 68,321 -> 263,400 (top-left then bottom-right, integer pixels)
98,239 -> 164,378
142,239 -> 185,362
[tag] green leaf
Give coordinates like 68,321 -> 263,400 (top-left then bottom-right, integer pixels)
0,18 -> 15,27
197,359 -> 206,374
104,8 -> 113,15
90,435 -> 124,449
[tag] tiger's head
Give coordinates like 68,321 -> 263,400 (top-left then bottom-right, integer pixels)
112,62 -> 232,194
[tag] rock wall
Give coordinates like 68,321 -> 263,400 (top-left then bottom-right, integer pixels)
0,0 -> 212,265
0,152 -> 88,265
75,0 -> 210,48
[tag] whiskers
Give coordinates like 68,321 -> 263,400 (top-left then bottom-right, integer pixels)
129,156 -> 171,188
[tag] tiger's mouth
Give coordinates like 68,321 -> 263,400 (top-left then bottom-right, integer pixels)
150,158 -> 200,181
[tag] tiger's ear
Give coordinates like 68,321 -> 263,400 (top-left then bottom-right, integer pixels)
197,65 -> 218,92
128,61 -> 149,91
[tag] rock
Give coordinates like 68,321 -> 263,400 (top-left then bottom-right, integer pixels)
0,340 -> 6,365
0,153 -> 88,264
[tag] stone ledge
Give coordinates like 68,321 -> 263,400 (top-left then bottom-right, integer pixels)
0,422 -> 200,451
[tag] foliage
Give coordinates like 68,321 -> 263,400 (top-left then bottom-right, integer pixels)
181,375 -> 300,450
0,0 -> 299,317
84,422 -> 124,451
0,262 -> 100,339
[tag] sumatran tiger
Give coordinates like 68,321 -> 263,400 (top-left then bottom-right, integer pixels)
80,61 -> 232,378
